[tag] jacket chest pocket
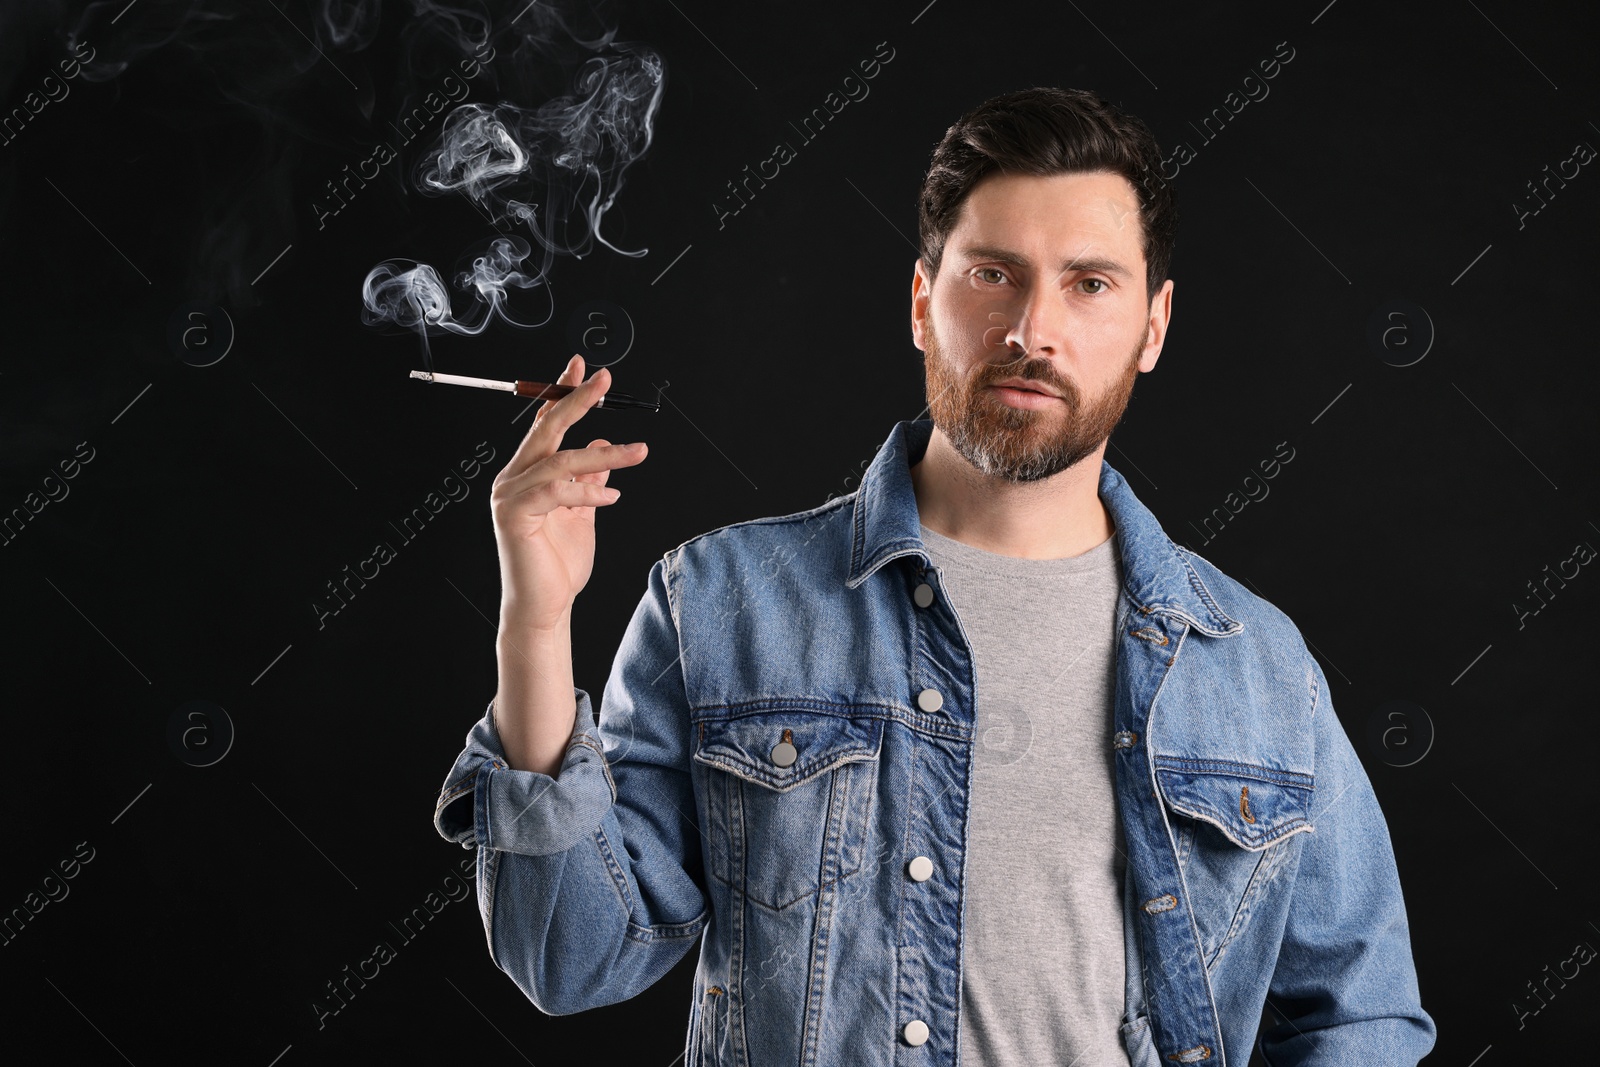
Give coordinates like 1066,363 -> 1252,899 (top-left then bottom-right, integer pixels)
692,708 -> 884,912
1154,757 -> 1315,965
1154,758 -> 1315,851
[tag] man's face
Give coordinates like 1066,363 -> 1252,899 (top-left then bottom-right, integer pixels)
911,169 -> 1173,483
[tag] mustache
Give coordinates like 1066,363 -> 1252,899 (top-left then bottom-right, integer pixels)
975,358 -> 1069,394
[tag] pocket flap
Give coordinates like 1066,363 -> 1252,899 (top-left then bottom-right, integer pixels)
693,709 -> 884,792
1154,757 -> 1314,850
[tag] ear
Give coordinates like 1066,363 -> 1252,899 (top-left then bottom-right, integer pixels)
1139,276 -> 1174,373
911,258 -> 933,352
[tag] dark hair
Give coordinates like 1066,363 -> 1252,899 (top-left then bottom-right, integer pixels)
917,87 -> 1177,304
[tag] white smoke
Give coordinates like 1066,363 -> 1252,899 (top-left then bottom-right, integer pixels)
319,0 -> 384,52
361,236 -> 551,372
416,46 -> 664,263
363,4 -> 665,374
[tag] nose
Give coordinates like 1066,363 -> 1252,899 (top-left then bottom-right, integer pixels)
1000,278 -> 1066,358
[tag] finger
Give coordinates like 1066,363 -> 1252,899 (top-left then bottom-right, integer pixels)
527,363 -> 614,454
501,474 -> 622,514
495,441 -> 646,500
503,355 -> 585,484
573,439 -> 612,486
530,354 -> 582,430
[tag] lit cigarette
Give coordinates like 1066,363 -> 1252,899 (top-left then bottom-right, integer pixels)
409,369 -> 660,411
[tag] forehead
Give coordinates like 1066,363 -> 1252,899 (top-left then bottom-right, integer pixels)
948,169 -> 1143,260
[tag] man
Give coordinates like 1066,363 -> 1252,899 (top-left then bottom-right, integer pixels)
434,87 -> 1436,1065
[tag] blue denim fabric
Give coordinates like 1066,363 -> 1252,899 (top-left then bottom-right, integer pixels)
434,417 -> 1436,1066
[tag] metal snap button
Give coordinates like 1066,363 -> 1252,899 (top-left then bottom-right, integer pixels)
770,727 -> 797,768
916,688 -> 943,713
907,855 -> 933,882
903,1019 -> 930,1046
913,582 -> 934,608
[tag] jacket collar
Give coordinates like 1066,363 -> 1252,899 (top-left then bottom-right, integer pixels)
847,418 -> 1242,637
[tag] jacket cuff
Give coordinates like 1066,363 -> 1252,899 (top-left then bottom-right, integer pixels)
432,688 -> 616,854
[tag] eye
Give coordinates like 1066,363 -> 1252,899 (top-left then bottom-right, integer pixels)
974,267 -> 1008,285
1079,278 -> 1109,295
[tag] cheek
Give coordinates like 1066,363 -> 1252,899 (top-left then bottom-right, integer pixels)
938,292 -> 1017,349
1072,307 -> 1140,350
980,313 -> 1011,348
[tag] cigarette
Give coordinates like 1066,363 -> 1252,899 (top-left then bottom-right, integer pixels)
409,369 -> 660,411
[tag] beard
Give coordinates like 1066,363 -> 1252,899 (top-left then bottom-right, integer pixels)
923,316 -> 1145,484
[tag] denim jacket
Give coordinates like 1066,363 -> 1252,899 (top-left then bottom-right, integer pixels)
434,417 -> 1436,1066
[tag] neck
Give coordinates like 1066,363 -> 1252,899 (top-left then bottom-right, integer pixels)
909,427 -> 1114,560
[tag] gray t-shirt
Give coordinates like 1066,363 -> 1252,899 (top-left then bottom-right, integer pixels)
918,521 -> 1132,1067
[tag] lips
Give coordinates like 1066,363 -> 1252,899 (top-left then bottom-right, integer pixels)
989,379 -> 1059,398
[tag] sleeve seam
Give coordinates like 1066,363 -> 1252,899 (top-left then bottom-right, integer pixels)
439,772 -> 477,807
592,822 -> 637,914
662,550 -> 685,645
570,733 -> 617,803
1307,647 -> 1322,723
624,909 -> 710,943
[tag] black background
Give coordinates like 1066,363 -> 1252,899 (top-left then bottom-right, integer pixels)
2,0 -> 1595,1063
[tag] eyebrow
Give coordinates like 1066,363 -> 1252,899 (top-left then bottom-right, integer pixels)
956,245 -> 1135,280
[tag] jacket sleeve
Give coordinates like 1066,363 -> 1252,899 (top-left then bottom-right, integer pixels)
432,554 -> 710,1015
1256,653 -> 1436,1065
